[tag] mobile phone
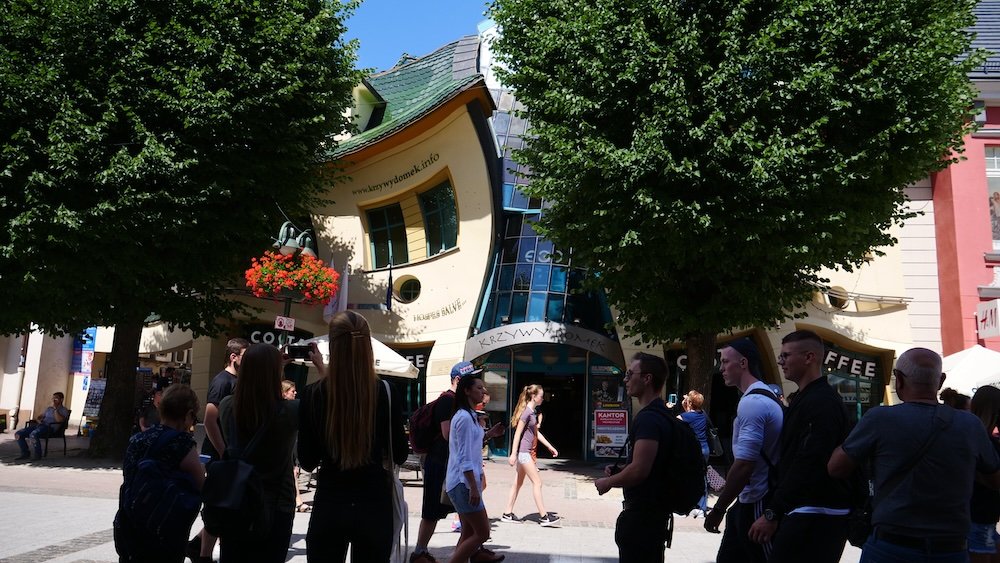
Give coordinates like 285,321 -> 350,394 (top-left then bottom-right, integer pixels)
667,393 -> 678,404
286,344 -> 311,359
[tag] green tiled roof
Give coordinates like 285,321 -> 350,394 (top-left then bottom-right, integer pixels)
329,36 -> 487,160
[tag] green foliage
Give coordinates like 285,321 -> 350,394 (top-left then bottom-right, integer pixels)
0,0 -> 361,337
490,0 -> 983,345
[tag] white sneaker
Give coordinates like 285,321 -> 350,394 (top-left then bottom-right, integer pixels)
688,509 -> 705,519
539,513 -> 561,527
501,512 -> 520,523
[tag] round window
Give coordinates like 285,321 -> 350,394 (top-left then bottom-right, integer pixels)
398,278 -> 421,303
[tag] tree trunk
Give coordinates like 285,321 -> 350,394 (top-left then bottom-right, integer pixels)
89,319 -> 143,459
685,331 -> 718,413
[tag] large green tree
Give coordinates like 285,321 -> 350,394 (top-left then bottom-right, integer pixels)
0,0 -> 360,456
490,0 -> 983,406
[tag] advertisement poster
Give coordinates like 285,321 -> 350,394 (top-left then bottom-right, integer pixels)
591,374 -> 624,409
594,409 -> 628,458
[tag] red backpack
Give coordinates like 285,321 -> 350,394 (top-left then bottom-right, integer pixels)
408,391 -> 452,454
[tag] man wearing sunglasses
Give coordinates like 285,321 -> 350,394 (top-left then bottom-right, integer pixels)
594,352 -> 674,562
829,347 -> 1000,562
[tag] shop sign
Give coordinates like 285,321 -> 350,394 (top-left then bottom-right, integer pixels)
352,153 -> 439,196
978,300 -> 1000,339
594,409 -> 628,457
244,323 -> 314,347
823,349 -> 878,378
466,321 -> 625,366
387,343 -> 435,380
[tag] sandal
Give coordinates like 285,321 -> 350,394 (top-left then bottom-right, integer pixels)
296,503 -> 312,513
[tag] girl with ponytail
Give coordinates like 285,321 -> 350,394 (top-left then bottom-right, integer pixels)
501,385 -> 560,526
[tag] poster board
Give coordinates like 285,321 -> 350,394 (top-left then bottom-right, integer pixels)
83,379 -> 106,418
594,409 -> 628,458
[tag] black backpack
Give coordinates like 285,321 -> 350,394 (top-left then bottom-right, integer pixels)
201,408 -> 276,538
116,428 -> 202,547
660,412 -> 708,514
615,408 -> 706,515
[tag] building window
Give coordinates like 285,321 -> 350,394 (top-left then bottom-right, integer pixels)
367,203 -> 408,268
988,147 -> 1000,250
398,278 -> 421,303
419,181 -> 458,256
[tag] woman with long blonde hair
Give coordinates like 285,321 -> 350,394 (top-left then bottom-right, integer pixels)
502,384 -> 560,526
298,310 -> 408,562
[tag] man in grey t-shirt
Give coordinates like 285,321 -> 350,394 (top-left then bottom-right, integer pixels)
829,347 -> 1000,561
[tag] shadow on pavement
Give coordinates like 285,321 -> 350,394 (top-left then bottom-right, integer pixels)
0,430 -> 122,470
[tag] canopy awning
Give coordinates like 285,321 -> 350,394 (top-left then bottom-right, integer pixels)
942,344 -> 1000,395
297,334 -> 419,379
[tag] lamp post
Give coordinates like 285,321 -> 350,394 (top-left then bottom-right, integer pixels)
272,222 -> 316,348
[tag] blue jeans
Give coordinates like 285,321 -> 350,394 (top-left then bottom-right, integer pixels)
15,423 -> 54,457
861,534 -> 969,563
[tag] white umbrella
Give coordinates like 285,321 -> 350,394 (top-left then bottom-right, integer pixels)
942,344 -> 1000,395
295,334 -> 419,379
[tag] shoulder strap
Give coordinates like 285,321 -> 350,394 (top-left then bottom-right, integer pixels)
223,404 -> 280,460
879,405 -> 952,495
143,427 -> 179,461
744,388 -> 782,469
382,379 -> 394,469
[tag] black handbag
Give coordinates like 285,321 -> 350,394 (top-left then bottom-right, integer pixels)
704,415 -> 724,457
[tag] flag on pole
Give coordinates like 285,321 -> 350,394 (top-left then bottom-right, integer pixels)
385,260 -> 393,311
323,261 -> 350,323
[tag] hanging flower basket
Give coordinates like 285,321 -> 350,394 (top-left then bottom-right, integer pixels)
245,251 -> 340,305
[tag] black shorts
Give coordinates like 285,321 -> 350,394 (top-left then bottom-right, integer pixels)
421,455 -> 453,520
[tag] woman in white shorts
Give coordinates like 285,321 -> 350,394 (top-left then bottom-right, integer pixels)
502,384 -> 560,526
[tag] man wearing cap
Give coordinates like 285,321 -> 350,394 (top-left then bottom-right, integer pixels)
412,361 -> 501,563
747,330 -> 852,562
704,338 -> 783,563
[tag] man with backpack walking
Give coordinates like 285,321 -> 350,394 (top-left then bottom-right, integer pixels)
746,330 -> 852,562
595,352 -> 702,562
703,338 -> 783,563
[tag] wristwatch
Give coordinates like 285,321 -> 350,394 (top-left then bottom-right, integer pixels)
763,508 -> 778,522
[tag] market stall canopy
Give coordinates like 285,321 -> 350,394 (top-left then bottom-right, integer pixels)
296,335 -> 419,379
941,344 -> 1000,395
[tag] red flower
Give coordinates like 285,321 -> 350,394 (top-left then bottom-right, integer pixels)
244,251 -> 340,305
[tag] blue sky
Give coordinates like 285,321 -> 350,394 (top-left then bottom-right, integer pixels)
347,0 -> 491,72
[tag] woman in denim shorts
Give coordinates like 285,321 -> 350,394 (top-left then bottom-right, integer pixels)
445,375 -> 504,562
502,385 -> 560,526
969,385 -> 1000,562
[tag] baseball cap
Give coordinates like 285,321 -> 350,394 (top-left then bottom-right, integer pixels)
450,361 -> 483,378
725,338 -> 763,378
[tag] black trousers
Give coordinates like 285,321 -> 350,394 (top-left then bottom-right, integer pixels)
220,508 -> 294,563
615,508 -> 671,563
769,512 -> 849,563
307,486 -> 393,562
717,499 -> 769,563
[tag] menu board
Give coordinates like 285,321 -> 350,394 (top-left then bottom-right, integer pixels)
594,409 -> 629,458
83,379 -> 106,417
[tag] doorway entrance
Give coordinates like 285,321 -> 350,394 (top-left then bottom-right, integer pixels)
510,343 -> 587,459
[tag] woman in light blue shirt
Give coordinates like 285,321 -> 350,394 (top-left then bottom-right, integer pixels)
445,375 -> 504,563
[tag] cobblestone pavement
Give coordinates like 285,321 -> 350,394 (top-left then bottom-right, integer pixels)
0,431 -> 862,562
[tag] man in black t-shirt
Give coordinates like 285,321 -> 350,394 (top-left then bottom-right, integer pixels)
595,353 -> 673,562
